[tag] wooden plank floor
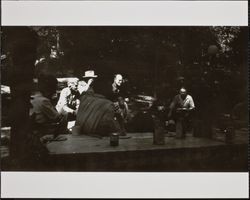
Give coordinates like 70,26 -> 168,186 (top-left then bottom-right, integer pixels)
1,129 -> 248,171
46,130 -> 248,155
47,133 -> 223,155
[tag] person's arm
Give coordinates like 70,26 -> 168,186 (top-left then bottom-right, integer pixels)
188,96 -> 195,110
63,104 -> 75,114
78,80 -> 93,95
168,97 -> 176,118
41,98 -> 61,122
87,78 -> 94,89
75,99 -> 80,114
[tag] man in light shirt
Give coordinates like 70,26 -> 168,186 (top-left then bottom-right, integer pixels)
168,87 -> 195,138
56,78 -> 80,120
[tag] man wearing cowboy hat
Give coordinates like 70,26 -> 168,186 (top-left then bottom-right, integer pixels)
78,70 -> 98,94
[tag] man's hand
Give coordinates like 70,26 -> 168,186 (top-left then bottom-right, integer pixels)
72,110 -> 77,116
87,78 -> 94,86
78,80 -> 88,94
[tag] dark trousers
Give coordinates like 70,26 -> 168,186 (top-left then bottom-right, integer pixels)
174,111 -> 191,138
176,117 -> 188,138
115,113 -> 126,135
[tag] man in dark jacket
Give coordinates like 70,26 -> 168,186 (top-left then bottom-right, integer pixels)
107,74 -> 129,136
30,74 -> 68,137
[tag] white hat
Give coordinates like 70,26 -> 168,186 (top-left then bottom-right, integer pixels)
82,70 -> 98,78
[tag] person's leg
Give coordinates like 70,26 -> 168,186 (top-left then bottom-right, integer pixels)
182,118 -> 187,138
115,113 -> 126,135
176,118 -> 183,138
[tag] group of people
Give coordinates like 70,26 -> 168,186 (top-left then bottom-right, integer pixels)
30,69 -> 195,141
30,70 -> 130,140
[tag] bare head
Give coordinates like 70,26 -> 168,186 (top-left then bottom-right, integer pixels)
67,78 -> 79,91
114,74 -> 123,86
179,87 -> 187,99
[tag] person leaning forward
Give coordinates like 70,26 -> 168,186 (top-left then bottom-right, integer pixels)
30,74 -> 69,141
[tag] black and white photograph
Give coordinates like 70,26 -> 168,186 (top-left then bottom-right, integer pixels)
0,0 -> 249,198
1,26 -> 248,172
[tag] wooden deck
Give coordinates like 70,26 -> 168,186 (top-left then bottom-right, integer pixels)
1,129 -> 248,171
46,132 -> 238,155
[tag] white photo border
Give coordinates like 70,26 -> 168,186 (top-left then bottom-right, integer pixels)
1,1 -> 248,26
1,0 -> 249,198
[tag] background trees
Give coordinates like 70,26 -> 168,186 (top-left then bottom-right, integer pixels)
2,26 -> 248,112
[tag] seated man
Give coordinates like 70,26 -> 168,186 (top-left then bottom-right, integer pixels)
30,74 -> 68,140
168,87 -> 195,138
56,77 -> 80,120
72,71 -> 123,137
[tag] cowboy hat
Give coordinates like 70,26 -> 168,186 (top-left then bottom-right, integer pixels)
82,70 -> 98,78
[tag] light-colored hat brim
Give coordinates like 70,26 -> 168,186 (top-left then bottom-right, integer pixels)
82,75 -> 98,78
